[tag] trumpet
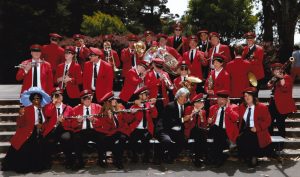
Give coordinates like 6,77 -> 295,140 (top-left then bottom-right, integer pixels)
268,57 -> 295,87
15,60 -> 44,68
104,41 -> 119,72
134,41 -> 146,58
113,108 -> 149,113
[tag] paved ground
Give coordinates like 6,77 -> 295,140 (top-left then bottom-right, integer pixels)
0,159 -> 300,177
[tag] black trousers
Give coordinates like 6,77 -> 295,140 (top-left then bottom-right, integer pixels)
2,127 -> 46,173
154,99 -> 165,130
268,98 -> 288,138
105,132 -> 128,162
237,129 -> 260,159
62,91 -> 80,107
129,129 -> 152,157
207,125 -> 228,162
156,130 -> 186,160
43,125 -> 74,165
73,129 -> 106,163
190,128 -> 208,159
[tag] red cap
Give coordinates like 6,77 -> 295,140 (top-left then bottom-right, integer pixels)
127,34 -> 138,41
49,33 -> 62,39
30,44 -> 42,52
137,60 -> 149,69
102,34 -> 113,41
152,58 -> 165,67
177,60 -> 190,70
64,46 -> 76,54
80,90 -> 93,98
52,87 -> 63,95
213,53 -> 226,63
156,33 -> 168,39
270,63 -> 283,69
173,22 -> 184,30
100,91 -> 115,103
243,87 -> 257,94
191,93 -> 204,103
144,30 -> 154,37
134,86 -> 149,96
216,90 -> 230,98
244,32 -> 256,39
209,32 -> 220,38
188,35 -> 198,42
89,47 -> 103,57
73,34 -> 84,39
197,29 -> 209,35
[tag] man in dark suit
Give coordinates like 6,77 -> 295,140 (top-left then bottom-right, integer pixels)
155,87 -> 190,164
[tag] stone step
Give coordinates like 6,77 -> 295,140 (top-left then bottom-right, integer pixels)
0,122 -> 16,131
285,138 -> 300,149
0,142 -> 10,153
286,118 -> 300,127
259,97 -> 300,102
0,131 -> 14,142
0,113 -> 18,122
0,105 -> 20,113
0,99 -> 19,106
274,128 -> 300,137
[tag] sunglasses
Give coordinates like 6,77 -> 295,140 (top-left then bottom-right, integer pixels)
180,67 -> 188,71
65,51 -> 73,54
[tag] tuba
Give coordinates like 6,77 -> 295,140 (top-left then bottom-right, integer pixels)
134,41 -> 146,58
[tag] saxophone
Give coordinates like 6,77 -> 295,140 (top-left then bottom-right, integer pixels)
208,74 -> 214,90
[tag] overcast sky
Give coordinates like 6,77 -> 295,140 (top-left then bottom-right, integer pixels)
166,0 -> 300,44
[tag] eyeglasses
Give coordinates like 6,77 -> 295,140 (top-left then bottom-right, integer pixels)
175,28 -> 182,31
181,67 -> 188,71
89,54 -> 97,57
65,51 -> 73,54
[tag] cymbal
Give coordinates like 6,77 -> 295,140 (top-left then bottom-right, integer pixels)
186,76 -> 202,83
248,72 -> 257,87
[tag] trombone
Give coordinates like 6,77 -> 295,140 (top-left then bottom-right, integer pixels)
103,41 -> 119,72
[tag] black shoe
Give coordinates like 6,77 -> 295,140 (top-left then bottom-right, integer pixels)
165,156 -> 174,164
142,156 -> 150,163
153,157 -> 162,165
193,159 -> 203,167
113,160 -> 124,169
98,159 -> 108,168
248,157 -> 258,167
72,161 -> 84,170
131,154 -> 139,163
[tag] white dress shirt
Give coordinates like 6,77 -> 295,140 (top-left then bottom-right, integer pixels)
34,106 -> 45,125
214,68 -> 223,78
136,104 -> 147,129
31,59 -> 42,88
243,105 -> 255,128
82,106 -> 93,129
214,106 -> 226,128
91,60 -> 101,90
210,43 -> 221,69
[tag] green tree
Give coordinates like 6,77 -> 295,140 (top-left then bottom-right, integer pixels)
186,0 -> 258,43
81,11 -> 127,36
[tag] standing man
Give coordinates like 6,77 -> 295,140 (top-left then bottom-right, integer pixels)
268,63 -> 296,148
16,44 -> 53,95
208,32 -> 232,69
144,30 -> 155,50
83,47 -> 113,103
157,33 -> 182,61
73,34 -> 90,69
197,29 -> 211,79
121,34 -> 139,77
226,45 -> 253,99
42,33 -> 65,75
167,22 -> 189,55
242,32 -> 265,90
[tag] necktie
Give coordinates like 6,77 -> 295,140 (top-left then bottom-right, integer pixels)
113,114 -> 119,128
218,107 -> 224,128
246,107 -> 251,128
131,51 -> 135,67
180,105 -> 184,118
142,104 -> 147,128
156,72 -> 160,79
195,113 -> 199,128
33,64 -> 37,87
93,64 -> 97,88
57,108 -> 61,116
86,107 -> 91,129
76,48 -> 80,60
190,50 -> 194,63
37,108 -> 43,124
62,64 -> 68,89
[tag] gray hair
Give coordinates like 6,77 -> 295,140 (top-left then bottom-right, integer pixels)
175,87 -> 190,100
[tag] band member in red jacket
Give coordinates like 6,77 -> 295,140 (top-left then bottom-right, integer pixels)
204,54 -> 230,100
226,45 -> 253,99
206,90 -> 239,167
43,88 -> 75,169
73,34 -> 90,69
184,94 -> 207,167
119,60 -> 149,103
127,87 -> 158,163
2,90 -> 50,173
237,87 -> 272,167
157,33 -> 182,61
144,30 -> 155,50
167,22 -> 189,55
242,32 -> 265,90
41,33 -> 65,74
72,90 -> 110,169
83,47 -> 113,103
99,92 -> 130,169
268,63 -> 296,144
101,35 -> 120,70
208,32 -> 232,69
197,29 -> 212,79
16,44 -> 53,95
55,46 -> 82,106
120,34 -> 139,77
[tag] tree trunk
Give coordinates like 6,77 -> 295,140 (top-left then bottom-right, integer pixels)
262,0 -> 273,42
